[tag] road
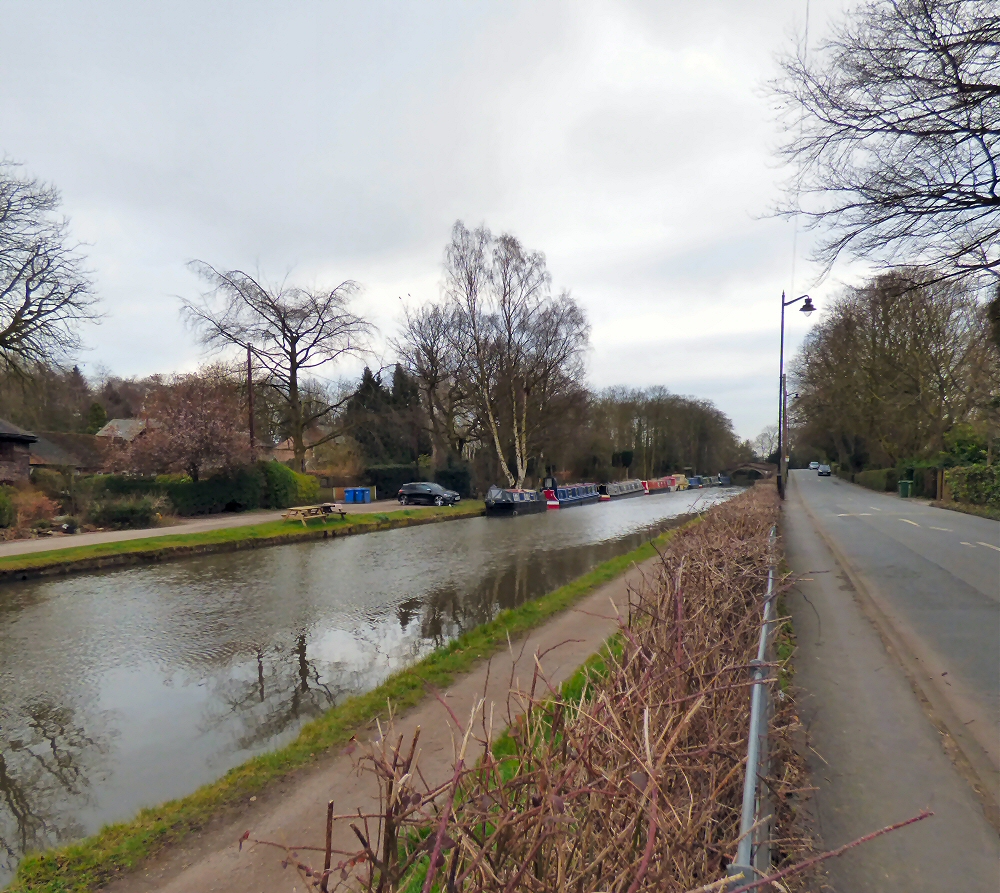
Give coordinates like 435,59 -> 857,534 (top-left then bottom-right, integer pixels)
0,499 -> 407,559
785,469 -> 999,891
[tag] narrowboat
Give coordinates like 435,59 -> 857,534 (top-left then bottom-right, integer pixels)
687,475 -> 703,489
485,486 -> 547,516
543,483 -> 601,509
643,476 -> 676,494
673,474 -> 688,490
599,479 -> 646,500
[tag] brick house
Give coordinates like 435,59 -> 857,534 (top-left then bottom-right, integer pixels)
0,419 -> 38,484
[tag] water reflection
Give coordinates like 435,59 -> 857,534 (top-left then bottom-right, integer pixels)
0,488 -> 737,883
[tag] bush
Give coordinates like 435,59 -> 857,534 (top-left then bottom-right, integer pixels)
945,464 -> 1000,507
364,464 -> 419,499
0,489 -> 16,528
854,468 -> 899,493
89,495 -> 164,529
10,489 -> 59,527
435,461 -> 473,497
292,471 -> 320,505
260,461 -> 297,509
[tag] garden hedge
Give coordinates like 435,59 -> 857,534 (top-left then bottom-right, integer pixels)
945,464 -> 1000,507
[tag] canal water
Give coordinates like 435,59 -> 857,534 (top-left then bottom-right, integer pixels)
0,488 -> 738,882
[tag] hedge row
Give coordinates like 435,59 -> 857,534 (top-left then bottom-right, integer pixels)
945,464 -> 1000,507
362,462 -> 475,498
99,462 -> 316,516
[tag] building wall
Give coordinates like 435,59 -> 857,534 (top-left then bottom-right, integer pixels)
0,440 -> 31,484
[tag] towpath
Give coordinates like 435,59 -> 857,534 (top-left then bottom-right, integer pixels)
100,547 -> 658,893
784,469 -> 999,892
0,500 -> 411,559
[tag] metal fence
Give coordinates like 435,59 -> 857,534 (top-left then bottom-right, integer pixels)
728,526 -> 779,889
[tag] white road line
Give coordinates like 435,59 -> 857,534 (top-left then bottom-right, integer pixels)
870,506 -> 882,511
836,513 -> 872,517
976,542 -> 1000,552
929,527 -> 952,532
900,519 -> 920,527
960,542 -> 976,548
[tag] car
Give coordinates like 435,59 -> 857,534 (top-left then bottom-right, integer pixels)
809,461 -> 820,470
397,481 -> 461,506
818,464 -> 831,476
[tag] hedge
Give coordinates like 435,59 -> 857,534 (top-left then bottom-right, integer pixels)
0,488 -> 15,528
97,462 -> 303,516
854,468 -> 899,493
89,496 -> 163,529
435,461 -> 473,497
945,464 -> 1000,507
292,470 -> 320,505
364,463 -> 420,498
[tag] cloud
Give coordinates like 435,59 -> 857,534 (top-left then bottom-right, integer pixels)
0,0 -> 857,439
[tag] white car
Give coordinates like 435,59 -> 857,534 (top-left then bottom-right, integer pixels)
809,461 -> 820,470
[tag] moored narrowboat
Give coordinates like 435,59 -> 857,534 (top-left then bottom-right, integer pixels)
543,483 -> 600,509
643,476 -> 677,494
687,475 -> 703,489
485,486 -> 547,516
673,474 -> 689,490
598,479 -> 646,500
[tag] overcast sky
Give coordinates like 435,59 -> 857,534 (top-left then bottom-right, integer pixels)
1,0 -> 862,440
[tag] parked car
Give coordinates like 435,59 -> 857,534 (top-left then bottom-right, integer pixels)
809,461 -> 820,470
818,464 -> 831,477
397,481 -> 461,506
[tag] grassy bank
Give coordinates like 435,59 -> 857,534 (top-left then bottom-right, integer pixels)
931,499 -> 1000,522
8,518 -> 693,893
0,503 -> 486,583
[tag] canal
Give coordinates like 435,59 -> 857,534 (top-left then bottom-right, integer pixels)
0,488 -> 738,882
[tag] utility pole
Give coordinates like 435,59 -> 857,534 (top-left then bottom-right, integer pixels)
247,345 -> 256,463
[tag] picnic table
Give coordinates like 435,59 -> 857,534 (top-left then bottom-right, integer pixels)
282,503 -> 348,525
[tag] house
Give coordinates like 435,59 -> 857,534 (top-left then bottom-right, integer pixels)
95,418 -> 148,443
29,432 -> 107,474
0,419 -> 38,484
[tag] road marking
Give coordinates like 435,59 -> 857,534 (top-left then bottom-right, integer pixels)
837,513 -> 872,517
929,527 -> 952,532
870,506 -> 882,511
960,542 -> 976,548
899,519 -> 920,527
976,542 -> 1000,552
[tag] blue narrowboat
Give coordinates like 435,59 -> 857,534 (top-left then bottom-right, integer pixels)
543,483 -> 600,509
485,486 -> 547,516
687,476 -> 703,489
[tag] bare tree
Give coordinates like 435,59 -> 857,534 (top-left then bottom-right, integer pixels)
772,0 -> 1000,286
444,222 -> 589,488
182,264 -> 373,471
753,425 -> 780,461
391,300 -> 470,464
0,162 -> 98,374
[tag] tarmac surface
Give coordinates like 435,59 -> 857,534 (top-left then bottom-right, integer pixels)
0,499 -> 417,558
784,469 -> 999,891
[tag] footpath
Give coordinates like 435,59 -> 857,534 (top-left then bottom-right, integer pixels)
0,500 -> 398,560
783,474 -> 999,892
91,552 -> 656,893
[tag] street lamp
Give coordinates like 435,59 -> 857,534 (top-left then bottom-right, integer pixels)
777,291 -> 815,499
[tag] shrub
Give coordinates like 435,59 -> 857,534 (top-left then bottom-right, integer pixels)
260,461 -> 297,509
89,495 -> 164,530
945,464 -> 1000,507
854,468 -> 899,493
0,489 -> 16,528
10,489 -> 59,528
435,461 -> 473,497
364,464 -> 419,499
292,471 -> 320,505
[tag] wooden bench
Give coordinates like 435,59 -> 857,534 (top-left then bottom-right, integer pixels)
282,503 -> 348,525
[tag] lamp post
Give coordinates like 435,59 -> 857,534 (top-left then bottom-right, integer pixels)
778,291 -> 815,498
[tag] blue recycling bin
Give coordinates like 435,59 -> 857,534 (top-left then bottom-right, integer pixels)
359,487 -> 371,504
344,488 -> 356,504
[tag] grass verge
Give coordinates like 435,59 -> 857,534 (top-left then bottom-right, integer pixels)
0,503 -> 486,583
8,519 -> 693,893
930,499 -> 1000,522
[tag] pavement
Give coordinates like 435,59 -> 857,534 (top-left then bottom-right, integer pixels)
102,548 -> 659,893
784,469 -> 999,892
0,500 -> 411,559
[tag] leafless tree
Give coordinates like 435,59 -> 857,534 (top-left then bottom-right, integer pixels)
182,264 -> 373,471
444,222 -> 589,487
772,0 -> 1000,286
391,300 -> 470,464
753,425 -> 780,461
0,162 -> 98,374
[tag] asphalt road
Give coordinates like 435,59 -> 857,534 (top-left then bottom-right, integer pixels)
0,499 -> 406,559
785,469 -> 999,891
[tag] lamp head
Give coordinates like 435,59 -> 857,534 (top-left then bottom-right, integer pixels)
800,296 -> 815,317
